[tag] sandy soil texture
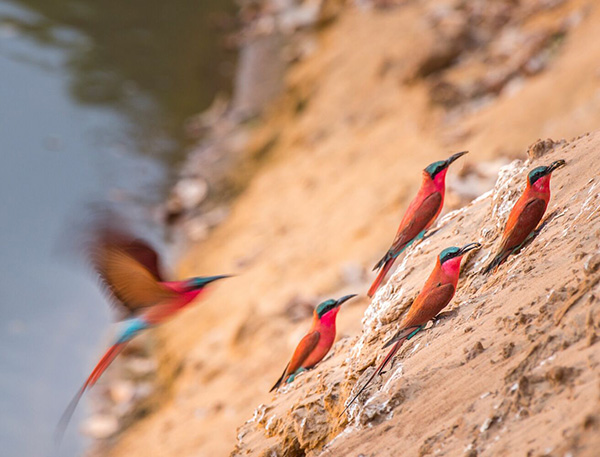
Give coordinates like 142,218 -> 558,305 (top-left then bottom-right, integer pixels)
104,1 -> 600,456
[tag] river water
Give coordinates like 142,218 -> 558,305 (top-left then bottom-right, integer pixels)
0,1 -> 235,455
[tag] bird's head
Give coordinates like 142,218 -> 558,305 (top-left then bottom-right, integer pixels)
424,151 -> 468,184
439,242 -> 481,273
527,159 -> 566,190
183,275 -> 231,292
316,294 -> 357,321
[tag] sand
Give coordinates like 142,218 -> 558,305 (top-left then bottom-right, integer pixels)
105,1 -> 600,456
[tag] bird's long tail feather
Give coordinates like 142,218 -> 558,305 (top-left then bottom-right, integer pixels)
483,250 -> 508,274
270,362 -> 289,392
372,250 -> 392,272
55,342 -> 127,445
382,325 -> 422,349
340,326 -> 422,417
368,258 -> 395,298
340,346 -> 400,415
339,341 -> 403,417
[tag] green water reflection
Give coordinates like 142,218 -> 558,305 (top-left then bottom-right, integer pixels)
3,0 -> 236,167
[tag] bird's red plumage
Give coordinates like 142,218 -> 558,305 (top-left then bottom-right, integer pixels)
369,169 -> 447,296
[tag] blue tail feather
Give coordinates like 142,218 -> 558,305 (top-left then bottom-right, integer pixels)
116,318 -> 149,344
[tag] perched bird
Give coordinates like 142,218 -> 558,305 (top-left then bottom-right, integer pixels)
483,159 -> 566,273
368,151 -> 468,297
57,219 -> 229,441
342,242 -> 481,415
271,294 -> 357,391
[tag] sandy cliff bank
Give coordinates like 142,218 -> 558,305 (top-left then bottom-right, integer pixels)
106,1 -> 600,456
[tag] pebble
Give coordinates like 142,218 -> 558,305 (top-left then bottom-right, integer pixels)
169,178 -> 209,212
80,414 -> 119,439
584,253 -> 600,275
125,357 -> 158,377
109,380 -> 135,405
183,217 -> 210,242
134,382 -> 155,400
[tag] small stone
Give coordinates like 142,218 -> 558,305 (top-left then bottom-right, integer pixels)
526,138 -> 564,159
125,357 -> 158,378
202,206 -> 230,227
279,3 -> 320,33
584,254 -> 600,275
134,381 -> 155,400
502,342 -> 515,359
80,414 -> 119,439
109,380 -> 135,405
583,414 -> 597,429
171,178 -> 209,212
183,217 -> 210,242
465,341 -> 485,361
479,417 -> 494,432
546,366 -> 574,386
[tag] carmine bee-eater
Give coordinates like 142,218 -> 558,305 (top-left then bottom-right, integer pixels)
342,242 -> 481,414
271,294 -> 357,391
368,151 -> 468,297
57,221 -> 230,440
483,159 -> 566,273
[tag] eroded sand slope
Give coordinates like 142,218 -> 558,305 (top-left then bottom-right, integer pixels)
106,2 -> 600,456
233,135 -> 600,457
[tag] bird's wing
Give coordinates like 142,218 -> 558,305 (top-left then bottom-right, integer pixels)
270,331 -> 321,392
119,239 -> 165,281
286,331 -> 321,376
270,362 -> 290,392
500,198 -> 547,253
92,244 -> 176,315
390,191 -> 442,254
401,283 -> 456,328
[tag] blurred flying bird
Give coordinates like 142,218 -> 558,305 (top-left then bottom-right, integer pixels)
342,242 -> 481,415
271,294 -> 357,392
483,159 -> 566,273
56,217 -> 230,441
368,151 -> 468,297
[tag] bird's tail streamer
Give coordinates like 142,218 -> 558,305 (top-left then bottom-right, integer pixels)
55,342 -> 127,446
368,259 -> 395,297
482,251 -> 507,274
339,326 -> 422,417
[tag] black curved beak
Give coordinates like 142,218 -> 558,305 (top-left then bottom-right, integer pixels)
445,150 -> 468,167
546,159 -> 566,174
458,242 -> 482,256
203,274 -> 233,284
335,294 -> 357,307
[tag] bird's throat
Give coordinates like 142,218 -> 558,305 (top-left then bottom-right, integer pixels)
441,256 -> 462,279
320,308 -> 339,328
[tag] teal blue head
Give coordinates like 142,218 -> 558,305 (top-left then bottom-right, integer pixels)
316,294 -> 357,318
439,247 -> 461,264
184,274 -> 231,291
527,159 -> 566,185
439,242 -> 481,264
424,151 -> 468,178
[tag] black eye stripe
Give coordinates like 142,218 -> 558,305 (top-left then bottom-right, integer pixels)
318,304 -> 337,316
441,251 -> 460,263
